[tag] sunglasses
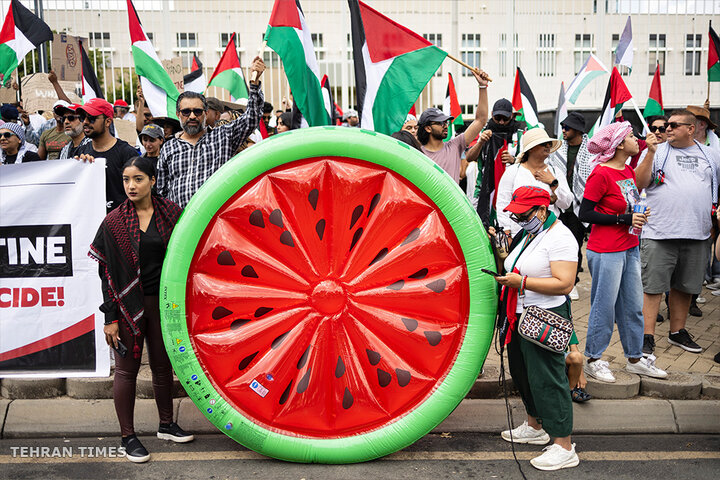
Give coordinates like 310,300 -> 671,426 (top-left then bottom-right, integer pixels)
649,125 -> 666,133
63,114 -> 81,122
493,115 -> 510,123
179,108 -> 206,117
510,206 -> 538,223
666,122 -> 693,130
79,112 -> 100,123
0,132 -> 17,139
430,120 -> 449,127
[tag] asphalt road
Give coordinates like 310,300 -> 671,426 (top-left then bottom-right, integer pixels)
1,433 -> 718,480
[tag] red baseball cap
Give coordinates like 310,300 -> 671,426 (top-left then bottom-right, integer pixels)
113,99 -> 129,107
77,98 -> 114,118
53,102 -> 80,116
504,186 -> 551,214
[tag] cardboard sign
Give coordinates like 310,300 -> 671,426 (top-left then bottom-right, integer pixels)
20,73 -> 81,114
113,118 -> 138,145
0,70 -> 18,103
162,57 -> 184,93
51,33 -> 86,82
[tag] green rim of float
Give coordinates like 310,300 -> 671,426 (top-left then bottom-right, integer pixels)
160,126 -> 497,463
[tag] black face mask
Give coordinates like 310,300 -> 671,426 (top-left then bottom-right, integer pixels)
487,117 -> 517,135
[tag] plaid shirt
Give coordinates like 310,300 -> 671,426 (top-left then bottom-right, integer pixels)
156,83 -> 264,208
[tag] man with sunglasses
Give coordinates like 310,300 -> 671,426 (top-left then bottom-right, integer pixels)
57,104 -> 92,159
635,109 -> 720,355
156,56 -> 266,209
76,98 -> 140,212
37,101 -> 72,160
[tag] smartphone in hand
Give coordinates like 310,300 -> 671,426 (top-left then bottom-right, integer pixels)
113,339 -> 128,358
481,268 -> 500,277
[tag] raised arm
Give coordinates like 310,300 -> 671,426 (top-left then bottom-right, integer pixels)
635,132 -> 658,190
48,70 -> 73,104
226,57 -> 266,152
463,69 -> 490,145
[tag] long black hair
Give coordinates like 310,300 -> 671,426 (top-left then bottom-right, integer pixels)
122,156 -> 156,179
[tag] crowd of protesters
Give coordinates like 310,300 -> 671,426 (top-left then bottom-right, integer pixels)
2,58 -> 719,471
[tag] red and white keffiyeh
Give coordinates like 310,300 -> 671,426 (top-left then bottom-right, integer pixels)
587,121 -> 633,167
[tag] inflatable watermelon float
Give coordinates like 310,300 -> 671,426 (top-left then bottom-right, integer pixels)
160,127 -> 497,463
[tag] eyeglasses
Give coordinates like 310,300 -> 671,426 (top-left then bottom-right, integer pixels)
561,125 -> 571,131
179,108 -> 206,118
430,120 -> 449,127
79,112 -> 99,123
666,122 -> 692,130
63,114 -> 81,122
649,125 -> 666,133
493,115 -> 510,123
510,206 -> 538,223
0,132 -> 17,139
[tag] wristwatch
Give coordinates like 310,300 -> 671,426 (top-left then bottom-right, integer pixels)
549,179 -> 559,188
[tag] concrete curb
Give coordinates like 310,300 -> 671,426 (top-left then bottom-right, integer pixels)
1,397 -> 718,439
585,370 -> 640,399
702,375 -> 720,399
641,373 -> 703,399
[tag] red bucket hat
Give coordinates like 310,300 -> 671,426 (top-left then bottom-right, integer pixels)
504,186 -> 551,214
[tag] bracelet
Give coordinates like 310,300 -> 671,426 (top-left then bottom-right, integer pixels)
520,275 -> 528,294
478,85 -> 487,89
104,319 -> 118,325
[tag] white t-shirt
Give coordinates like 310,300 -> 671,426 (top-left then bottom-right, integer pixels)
503,222 -> 578,313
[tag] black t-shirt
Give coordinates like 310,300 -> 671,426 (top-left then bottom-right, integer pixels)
2,150 -> 41,164
139,213 -> 165,295
566,144 -> 581,189
88,139 -> 140,211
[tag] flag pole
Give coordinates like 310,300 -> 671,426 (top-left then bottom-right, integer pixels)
629,97 -> 649,133
250,40 -> 267,83
706,80 -> 711,109
446,53 -> 493,82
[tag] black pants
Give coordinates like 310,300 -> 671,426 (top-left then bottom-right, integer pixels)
559,209 -> 586,283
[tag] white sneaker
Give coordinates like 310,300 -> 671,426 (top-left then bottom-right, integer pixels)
626,357 -> 667,378
530,443 -> 579,471
712,290 -> 720,297
569,286 -> 579,300
696,296 -> 706,304
500,421 -> 550,445
584,359 -> 616,383
705,281 -> 720,290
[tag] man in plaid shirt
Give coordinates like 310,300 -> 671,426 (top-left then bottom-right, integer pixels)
156,56 -> 266,209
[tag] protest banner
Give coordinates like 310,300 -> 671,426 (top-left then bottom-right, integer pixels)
0,160 -> 110,378
51,33 -> 86,82
162,57 -> 184,92
114,118 -> 138,145
20,73 -> 81,113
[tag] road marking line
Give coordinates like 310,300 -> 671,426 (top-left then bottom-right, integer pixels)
1,450 -> 719,464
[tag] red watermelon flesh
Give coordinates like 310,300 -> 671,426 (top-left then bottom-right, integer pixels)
186,158 -> 470,438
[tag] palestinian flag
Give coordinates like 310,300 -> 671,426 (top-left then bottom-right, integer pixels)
264,0 -> 330,126
565,53 -> 608,104
79,39 -> 103,102
0,0 -> 52,85
208,33 -> 248,102
442,72 -> 463,142
555,81 -> 568,137
320,74 -> 340,125
349,0 -> 447,135
184,54 -> 206,93
643,63 -> 664,118
491,139 -> 508,210
614,16 -> 633,72
709,22 -> 720,82
590,67 -> 632,137
127,0 -> 179,119
512,67 -> 539,127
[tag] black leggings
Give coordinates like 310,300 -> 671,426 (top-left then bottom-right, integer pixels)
113,295 -> 173,436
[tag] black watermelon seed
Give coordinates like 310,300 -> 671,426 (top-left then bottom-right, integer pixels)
217,251 -> 235,265
369,248 -> 388,266
297,346 -> 311,369
396,368 -> 411,387
409,268 -> 428,279
401,317 -> 418,332
377,369 -> 392,387
349,228 -> 363,251
350,205 -> 364,229
280,231 -> 295,247
249,209 -> 265,228
315,219 -> 325,240
241,265 -> 258,278
424,331 -> 442,346
212,306 -> 232,320
279,380 -> 293,405
387,280 -> 404,290
366,349 -> 381,365
400,228 -> 420,246
271,330 -> 290,349
308,189 -> 319,210
426,279 -> 446,293
342,387 -> 354,409
230,319 -> 250,330
367,193 -> 381,216
254,307 -> 273,318
335,356 -> 345,378
296,368 -> 311,393
269,209 -> 283,228
238,351 -> 258,370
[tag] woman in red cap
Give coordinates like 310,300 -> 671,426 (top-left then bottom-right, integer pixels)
493,185 -> 579,471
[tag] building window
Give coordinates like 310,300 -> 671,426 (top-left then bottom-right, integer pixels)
460,104 -> 475,116
684,34 -> 702,76
574,34 -> 594,74
218,33 -> 244,63
423,33 -> 443,76
499,33 -> 507,77
311,33 -> 326,60
176,32 -> 199,68
513,34 -> 521,72
610,34 -> 631,75
536,34 -> 557,77
461,34 -> 481,76
346,33 -> 353,61
648,34 -> 666,75
89,32 -> 111,50
146,33 -> 154,47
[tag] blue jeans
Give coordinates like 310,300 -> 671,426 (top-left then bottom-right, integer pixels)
584,246 -> 644,360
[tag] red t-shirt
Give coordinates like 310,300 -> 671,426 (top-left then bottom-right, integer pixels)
584,164 -> 640,253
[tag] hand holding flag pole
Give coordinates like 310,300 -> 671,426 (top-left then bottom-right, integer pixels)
445,54 -> 493,82
250,41 -> 268,83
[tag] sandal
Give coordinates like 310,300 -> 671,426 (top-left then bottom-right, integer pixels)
571,387 -> 592,403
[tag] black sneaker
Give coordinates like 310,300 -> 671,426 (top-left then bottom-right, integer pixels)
157,422 -> 194,443
642,334 -> 656,355
688,303 -> 702,317
121,434 -> 150,463
668,329 -> 702,353
656,313 -> 664,324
